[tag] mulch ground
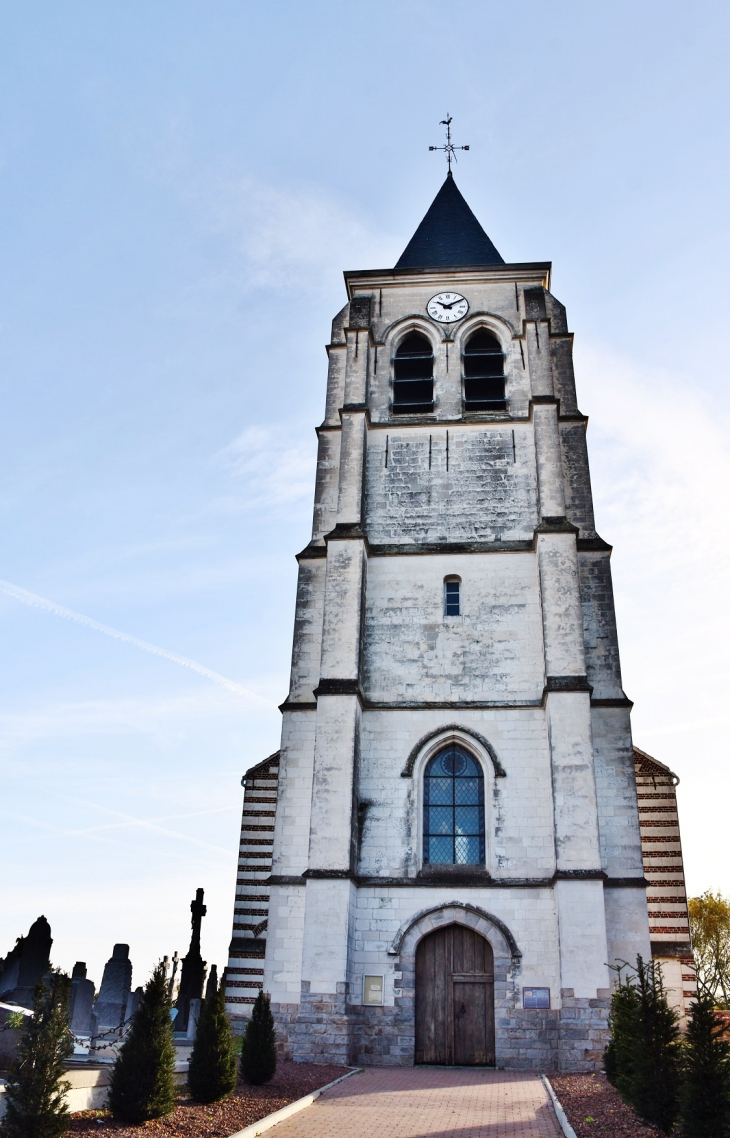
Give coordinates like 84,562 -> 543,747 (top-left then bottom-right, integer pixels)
550,1074 -> 661,1138
68,1061 -> 350,1138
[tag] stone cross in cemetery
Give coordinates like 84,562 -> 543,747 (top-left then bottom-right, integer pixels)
167,949 -> 180,1000
176,887 -> 207,1031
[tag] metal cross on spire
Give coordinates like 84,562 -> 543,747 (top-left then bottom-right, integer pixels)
429,115 -> 469,173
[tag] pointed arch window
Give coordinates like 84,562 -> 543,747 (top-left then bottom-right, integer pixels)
393,333 -> 434,414
423,744 -> 485,865
463,329 -> 506,410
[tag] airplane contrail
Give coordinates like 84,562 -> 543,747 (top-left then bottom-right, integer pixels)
0,578 -> 275,708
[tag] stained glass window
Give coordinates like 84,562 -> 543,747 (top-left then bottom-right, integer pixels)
423,745 -> 485,865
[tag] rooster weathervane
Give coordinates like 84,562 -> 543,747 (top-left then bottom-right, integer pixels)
429,115 -> 469,173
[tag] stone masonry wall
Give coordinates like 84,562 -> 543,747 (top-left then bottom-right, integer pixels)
362,554 -> 545,705
578,552 -> 624,699
365,425 -> 538,545
271,983 -> 608,1070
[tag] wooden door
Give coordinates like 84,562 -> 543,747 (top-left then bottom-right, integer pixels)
415,924 -> 494,1066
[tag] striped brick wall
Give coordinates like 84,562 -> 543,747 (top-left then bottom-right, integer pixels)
224,751 -> 280,1023
634,746 -> 697,1019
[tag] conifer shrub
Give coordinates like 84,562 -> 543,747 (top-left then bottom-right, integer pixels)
629,955 -> 681,1134
680,990 -> 730,1138
604,956 -> 682,1133
3,971 -> 73,1138
108,963 -> 176,1123
240,991 -> 276,1086
604,963 -> 640,1098
187,974 -> 237,1103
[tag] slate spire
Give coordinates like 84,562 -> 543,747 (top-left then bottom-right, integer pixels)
395,172 -> 504,270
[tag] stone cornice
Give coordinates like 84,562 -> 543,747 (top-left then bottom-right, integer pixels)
298,533 -> 612,560
283,686 -> 628,713
267,870 -> 615,893
343,262 -> 552,296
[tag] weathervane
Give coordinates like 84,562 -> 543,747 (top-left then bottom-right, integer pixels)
429,115 -> 469,173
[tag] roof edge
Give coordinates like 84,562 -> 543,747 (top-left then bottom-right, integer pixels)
344,262 -> 551,296
242,750 -> 281,783
633,745 -> 680,785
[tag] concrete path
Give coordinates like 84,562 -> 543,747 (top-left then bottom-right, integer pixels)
270,1067 -> 562,1138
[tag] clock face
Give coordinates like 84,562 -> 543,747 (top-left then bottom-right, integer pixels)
427,292 -> 469,324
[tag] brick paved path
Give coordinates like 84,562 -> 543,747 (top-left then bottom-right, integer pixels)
269,1067 -> 562,1138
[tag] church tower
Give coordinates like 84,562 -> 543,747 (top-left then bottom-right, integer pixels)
232,171 -> 655,1071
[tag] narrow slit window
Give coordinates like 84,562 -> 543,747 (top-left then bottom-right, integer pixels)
463,329 -> 506,410
445,579 -> 460,616
393,333 -> 434,414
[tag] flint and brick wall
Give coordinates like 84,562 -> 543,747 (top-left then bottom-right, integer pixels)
224,753 -> 279,1022
634,747 -> 697,1021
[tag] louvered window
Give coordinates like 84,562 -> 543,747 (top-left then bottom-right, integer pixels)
393,333 -> 434,414
463,330 -> 506,410
423,745 -> 485,865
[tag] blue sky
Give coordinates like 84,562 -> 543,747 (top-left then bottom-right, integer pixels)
1,1 -> 729,990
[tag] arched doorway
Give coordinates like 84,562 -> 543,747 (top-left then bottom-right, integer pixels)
415,924 -> 495,1066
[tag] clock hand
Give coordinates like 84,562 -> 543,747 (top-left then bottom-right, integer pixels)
439,300 -> 462,309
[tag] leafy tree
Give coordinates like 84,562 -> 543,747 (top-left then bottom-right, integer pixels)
240,992 -> 276,1086
187,974 -> 237,1103
3,971 -> 73,1138
689,891 -> 730,1006
108,963 -> 176,1123
680,990 -> 730,1138
630,955 -> 682,1134
604,963 -> 640,1099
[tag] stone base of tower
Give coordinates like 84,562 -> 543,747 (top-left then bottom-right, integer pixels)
271,988 -> 609,1071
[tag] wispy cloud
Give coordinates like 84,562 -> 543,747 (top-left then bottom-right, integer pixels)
577,342 -> 730,643
576,340 -> 730,892
214,423 -> 316,511
210,176 -> 395,292
32,793 -> 235,855
154,174 -> 395,324
0,579 -> 276,707
0,690 -> 234,745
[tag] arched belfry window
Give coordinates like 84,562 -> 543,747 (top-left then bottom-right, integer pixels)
423,744 -> 485,865
463,329 -> 506,411
393,333 -> 434,414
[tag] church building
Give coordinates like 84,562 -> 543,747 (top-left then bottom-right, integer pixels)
224,170 -> 694,1070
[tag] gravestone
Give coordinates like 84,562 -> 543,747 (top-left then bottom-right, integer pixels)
175,888 -> 207,1031
186,998 -> 201,1040
92,944 -> 132,1036
205,963 -> 218,1000
0,916 -> 52,1007
69,962 -> 95,1036
125,986 -> 142,1023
